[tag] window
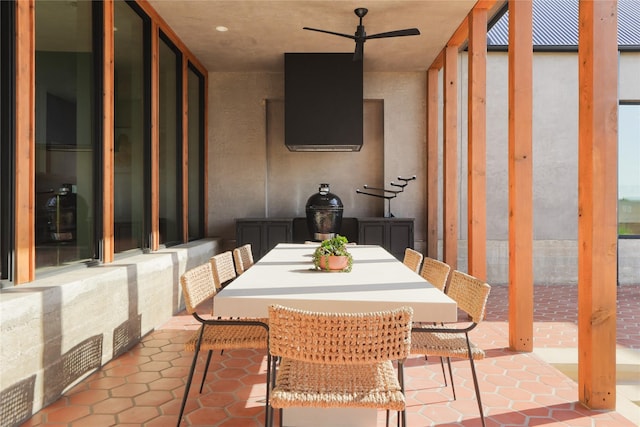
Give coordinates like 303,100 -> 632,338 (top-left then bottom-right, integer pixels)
158,33 -> 182,245
114,1 -> 150,253
187,64 -> 205,240
34,0 -> 97,271
619,102 -> 640,237
1,1 -> 15,282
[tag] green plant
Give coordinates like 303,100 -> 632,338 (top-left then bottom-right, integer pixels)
312,234 -> 353,272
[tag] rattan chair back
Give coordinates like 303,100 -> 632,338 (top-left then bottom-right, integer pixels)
180,262 -> 217,314
402,248 -> 423,273
419,257 -> 451,292
268,305 -> 413,364
447,270 -> 491,323
210,251 -> 237,290
233,244 -> 254,275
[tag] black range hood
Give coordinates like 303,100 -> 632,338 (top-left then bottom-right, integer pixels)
284,53 -> 363,152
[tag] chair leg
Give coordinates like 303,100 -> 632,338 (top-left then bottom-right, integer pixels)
464,333 -> 485,427
264,353 -> 271,427
177,348 -> 200,427
446,357 -> 456,400
439,356 -> 448,386
398,360 -> 407,427
199,350 -> 214,393
468,358 -> 486,427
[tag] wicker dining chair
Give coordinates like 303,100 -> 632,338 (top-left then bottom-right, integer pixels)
210,251 -> 237,290
411,270 -> 491,427
177,262 -> 269,427
233,244 -> 254,275
418,256 -> 452,385
266,304 -> 413,427
402,247 -> 423,273
419,257 -> 451,292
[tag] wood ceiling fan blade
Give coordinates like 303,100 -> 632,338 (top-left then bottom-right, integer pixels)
303,27 -> 356,40
366,28 -> 420,40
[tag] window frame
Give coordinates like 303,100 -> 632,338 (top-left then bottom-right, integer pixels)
618,101 -> 640,239
1,1 -> 16,284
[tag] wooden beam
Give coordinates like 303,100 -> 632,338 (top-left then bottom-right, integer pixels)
467,8 -> 487,281
150,22 -> 160,250
426,68 -> 439,259
442,45 -> 459,271
14,0 -> 35,284
136,0 -> 207,76
448,16 -> 469,48
181,56 -> 189,243
102,0 -> 115,263
577,0 -> 618,410
430,50 -> 444,71
202,69 -> 209,236
507,0 -> 533,352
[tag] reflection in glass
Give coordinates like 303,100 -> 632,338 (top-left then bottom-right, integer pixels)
34,0 -> 95,270
159,35 -> 181,245
187,65 -> 204,240
114,1 -> 146,252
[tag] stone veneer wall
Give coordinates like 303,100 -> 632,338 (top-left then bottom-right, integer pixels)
0,238 -> 221,426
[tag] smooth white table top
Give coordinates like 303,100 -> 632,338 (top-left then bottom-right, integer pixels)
215,243 -> 457,322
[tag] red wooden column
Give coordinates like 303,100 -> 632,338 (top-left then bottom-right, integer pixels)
426,67 -> 440,259
442,45 -> 459,271
577,0 -> 618,410
102,0 -> 115,262
14,0 -> 36,283
508,0 -> 534,352
467,8 -> 487,281
150,22 -> 160,251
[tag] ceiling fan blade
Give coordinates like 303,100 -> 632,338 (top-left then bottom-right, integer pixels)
353,41 -> 364,61
303,27 -> 356,40
366,28 -> 420,40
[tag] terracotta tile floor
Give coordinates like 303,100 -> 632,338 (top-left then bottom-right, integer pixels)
21,284 -> 639,427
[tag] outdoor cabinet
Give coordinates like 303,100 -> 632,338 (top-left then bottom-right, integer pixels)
236,218 -> 293,260
236,217 -> 414,261
358,218 -> 414,260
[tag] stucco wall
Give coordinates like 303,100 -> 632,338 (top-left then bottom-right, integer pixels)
0,239 -> 221,424
208,72 -> 427,249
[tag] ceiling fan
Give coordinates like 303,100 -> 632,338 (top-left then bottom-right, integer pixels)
303,7 -> 420,61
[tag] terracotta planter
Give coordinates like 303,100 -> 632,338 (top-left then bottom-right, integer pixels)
317,255 -> 349,271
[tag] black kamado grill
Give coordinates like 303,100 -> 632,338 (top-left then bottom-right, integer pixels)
305,183 -> 343,241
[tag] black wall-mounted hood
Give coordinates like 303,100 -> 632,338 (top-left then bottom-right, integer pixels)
284,53 -> 363,152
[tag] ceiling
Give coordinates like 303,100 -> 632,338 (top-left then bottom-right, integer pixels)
147,1 -> 503,73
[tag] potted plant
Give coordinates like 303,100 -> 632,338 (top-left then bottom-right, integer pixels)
312,234 -> 353,272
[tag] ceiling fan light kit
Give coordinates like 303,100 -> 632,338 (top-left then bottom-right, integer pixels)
303,7 -> 421,61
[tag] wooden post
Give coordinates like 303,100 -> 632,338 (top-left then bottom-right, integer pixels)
14,0 -> 35,283
181,58 -> 190,243
508,0 -> 534,352
467,8 -> 487,281
426,67 -> 439,260
443,45 -> 459,271
577,0 -> 618,410
150,22 -> 160,250
102,0 -> 115,262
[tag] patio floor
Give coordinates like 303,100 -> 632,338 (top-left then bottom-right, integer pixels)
20,284 -> 639,427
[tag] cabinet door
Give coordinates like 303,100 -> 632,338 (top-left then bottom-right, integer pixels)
359,221 -> 385,246
388,222 -> 414,260
236,222 -> 263,256
263,222 -> 292,256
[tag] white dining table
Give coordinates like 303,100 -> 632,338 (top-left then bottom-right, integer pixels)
215,243 -> 457,322
215,243 -> 457,427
